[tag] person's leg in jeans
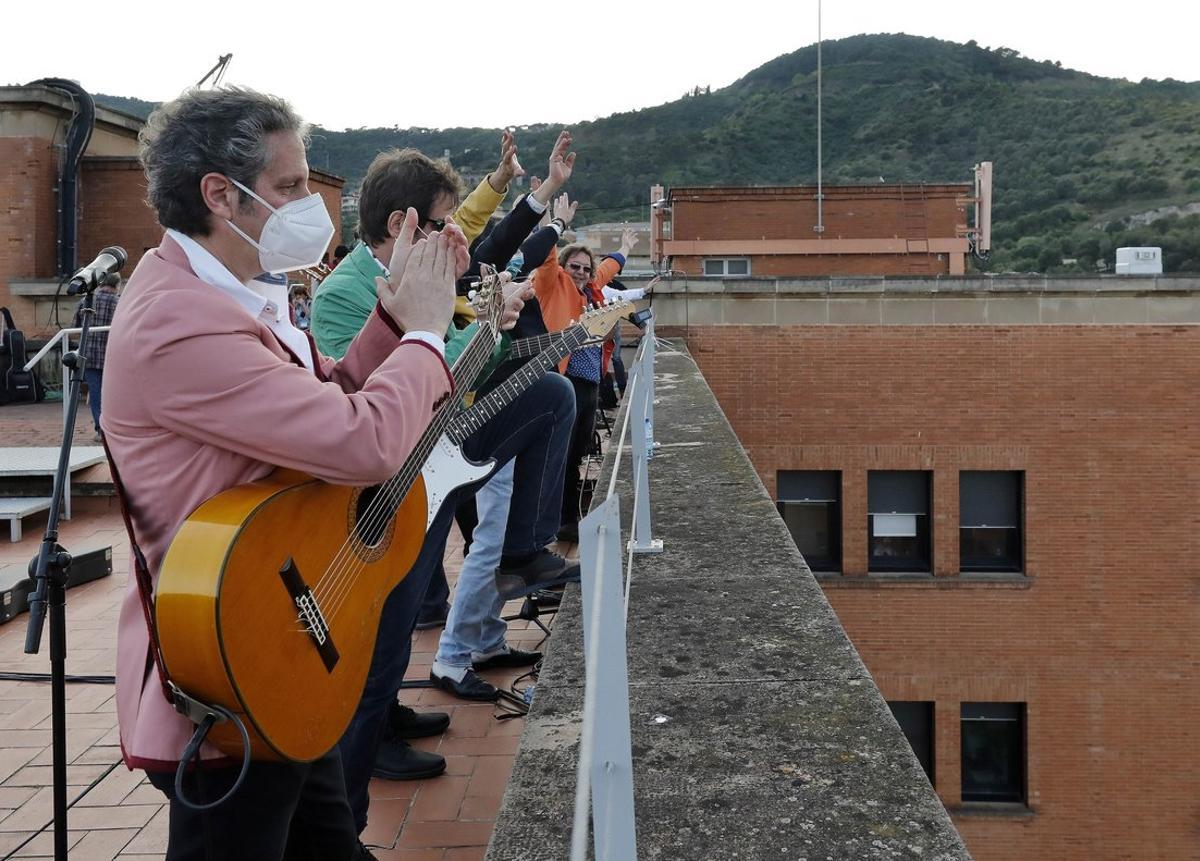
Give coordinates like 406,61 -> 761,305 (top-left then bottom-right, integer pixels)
460,373 -> 575,556
430,462 -> 516,699
145,749 -> 356,861
83,366 -> 103,433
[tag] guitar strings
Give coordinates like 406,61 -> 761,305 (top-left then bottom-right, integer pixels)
313,318 -> 500,623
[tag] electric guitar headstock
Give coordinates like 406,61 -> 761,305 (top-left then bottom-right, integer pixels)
576,299 -> 635,340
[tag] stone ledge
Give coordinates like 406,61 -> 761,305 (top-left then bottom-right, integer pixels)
487,347 -> 970,860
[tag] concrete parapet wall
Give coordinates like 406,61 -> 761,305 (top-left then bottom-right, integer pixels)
487,348 -> 971,860
614,274 -> 1200,327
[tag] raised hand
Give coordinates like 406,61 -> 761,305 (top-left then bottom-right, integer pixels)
376,230 -> 455,335
546,130 -> 576,188
489,129 -> 524,192
553,192 -> 579,226
619,226 -> 639,256
440,216 -> 471,278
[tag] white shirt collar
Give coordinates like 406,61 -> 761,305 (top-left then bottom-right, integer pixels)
166,229 -> 286,325
166,228 -> 312,370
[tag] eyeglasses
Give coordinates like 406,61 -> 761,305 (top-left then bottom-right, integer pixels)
567,262 -> 593,274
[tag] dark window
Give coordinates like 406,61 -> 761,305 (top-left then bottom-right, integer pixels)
702,257 -> 752,277
868,471 -> 931,572
777,471 -> 841,572
960,471 -> 1023,572
961,703 -> 1025,803
888,701 -> 935,784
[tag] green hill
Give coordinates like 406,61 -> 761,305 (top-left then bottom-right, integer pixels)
97,34 -> 1200,272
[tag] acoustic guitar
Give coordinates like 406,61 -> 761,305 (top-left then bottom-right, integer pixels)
153,295 -> 632,761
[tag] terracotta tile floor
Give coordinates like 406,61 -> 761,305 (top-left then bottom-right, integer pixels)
0,403 -> 566,860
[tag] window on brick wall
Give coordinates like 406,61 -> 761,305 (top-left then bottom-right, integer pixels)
868,471 -> 931,572
961,702 -> 1026,803
776,470 -> 841,572
888,701 -> 935,784
702,257 -> 751,277
960,471 -> 1023,572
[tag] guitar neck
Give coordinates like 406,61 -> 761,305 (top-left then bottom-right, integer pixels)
508,331 -> 559,360
447,324 -> 589,444
449,322 -> 501,392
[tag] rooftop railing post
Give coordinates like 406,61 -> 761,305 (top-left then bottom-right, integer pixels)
573,495 -> 638,861
644,315 -> 657,452
630,318 -> 663,555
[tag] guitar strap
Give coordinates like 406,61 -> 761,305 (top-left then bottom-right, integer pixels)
100,438 -> 176,708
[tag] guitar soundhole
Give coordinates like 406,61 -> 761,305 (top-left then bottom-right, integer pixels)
354,485 -> 391,547
347,485 -> 396,562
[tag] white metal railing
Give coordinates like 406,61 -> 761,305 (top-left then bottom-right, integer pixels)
570,312 -> 668,861
23,327 -> 110,430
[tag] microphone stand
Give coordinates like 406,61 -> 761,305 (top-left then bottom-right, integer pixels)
23,279 -> 99,861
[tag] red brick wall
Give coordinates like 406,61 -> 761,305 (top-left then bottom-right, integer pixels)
309,175 -> 344,262
687,324 -> 1198,861
670,186 -> 968,241
0,137 -> 60,328
78,159 -> 162,275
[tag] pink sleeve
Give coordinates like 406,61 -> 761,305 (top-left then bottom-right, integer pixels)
136,304 -> 453,486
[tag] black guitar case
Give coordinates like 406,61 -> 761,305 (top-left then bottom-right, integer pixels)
0,307 -> 45,405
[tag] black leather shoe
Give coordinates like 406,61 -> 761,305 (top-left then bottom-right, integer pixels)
473,647 -> 543,671
430,668 -> 499,702
372,736 -> 446,780
556,521 -> 579,543
495,550 -> 581,601
386,701 -> 450,740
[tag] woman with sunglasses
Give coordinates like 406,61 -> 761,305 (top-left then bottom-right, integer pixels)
533,218 -> 638,541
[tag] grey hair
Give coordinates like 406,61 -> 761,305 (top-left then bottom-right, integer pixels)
139,86 -> 309,236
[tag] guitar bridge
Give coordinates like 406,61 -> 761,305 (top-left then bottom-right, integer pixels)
279,558 -> 340,673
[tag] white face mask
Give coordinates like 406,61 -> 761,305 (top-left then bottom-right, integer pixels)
226,179 -> 335,274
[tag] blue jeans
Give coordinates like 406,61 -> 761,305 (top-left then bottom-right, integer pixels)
434,461 -> 513,669
338,372 -> 574,833
83,367 -> 103,432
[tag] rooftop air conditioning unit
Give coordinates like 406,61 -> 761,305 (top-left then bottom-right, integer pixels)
1115,247 -> 1162,275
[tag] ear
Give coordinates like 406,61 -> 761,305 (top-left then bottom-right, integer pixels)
386,209 -> 407,240
200,172 -> 239,222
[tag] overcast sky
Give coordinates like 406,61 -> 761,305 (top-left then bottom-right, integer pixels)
4,0 -> 1197,131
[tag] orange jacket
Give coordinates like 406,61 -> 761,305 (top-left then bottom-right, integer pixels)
533,247 -> 623,374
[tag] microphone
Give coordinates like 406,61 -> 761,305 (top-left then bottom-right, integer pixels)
67,246 -> 127,295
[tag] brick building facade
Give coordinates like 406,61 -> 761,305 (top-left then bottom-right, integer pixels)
1,85 -> 343,335
630,275 -> 1199,860
651,176 -> 988,279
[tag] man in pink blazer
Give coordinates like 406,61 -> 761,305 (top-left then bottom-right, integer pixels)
104,87 -> 462,860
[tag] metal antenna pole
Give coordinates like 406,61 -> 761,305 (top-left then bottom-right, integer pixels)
815,0 -> 825,234
197,54 -> 232,88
